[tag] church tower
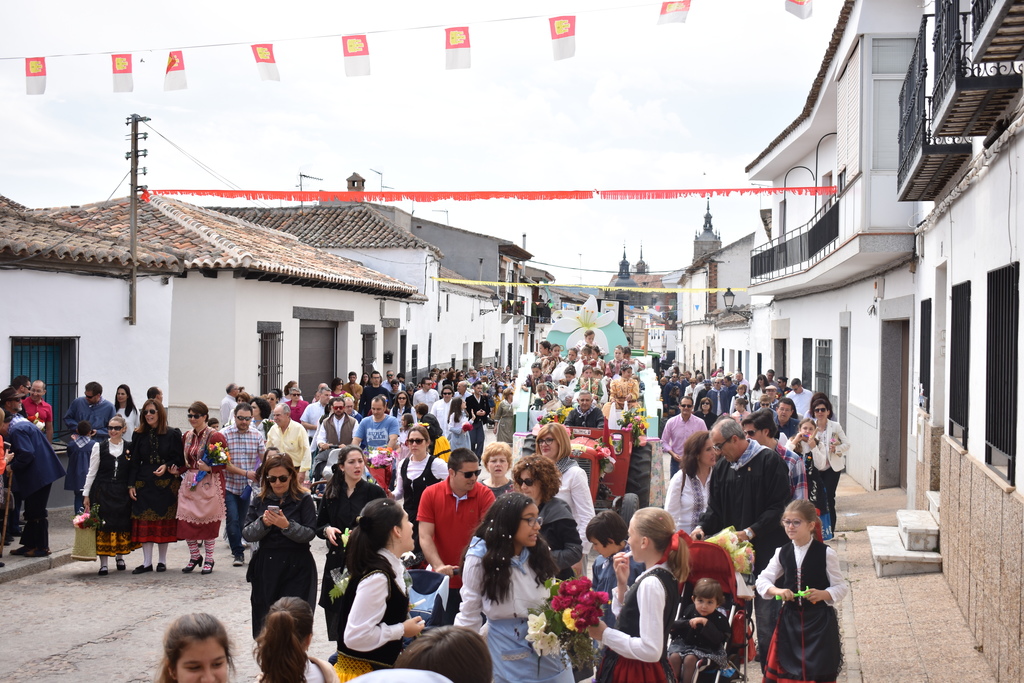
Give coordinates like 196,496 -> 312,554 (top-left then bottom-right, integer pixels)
693,200 -> 722,260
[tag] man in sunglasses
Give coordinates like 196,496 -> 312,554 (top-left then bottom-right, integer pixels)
430,385 -> 456,426
63,381 -> 117,440
417,448 -> 496,625
221,402 -> 265,566
692,417 -> 791,670
412,377 -> 439,410
1,411 -> 66,557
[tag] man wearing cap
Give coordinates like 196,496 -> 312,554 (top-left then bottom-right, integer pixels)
63,382 -> 116,440
2,410 -> 66,557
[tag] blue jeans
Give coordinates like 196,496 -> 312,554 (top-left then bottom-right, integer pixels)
224,490 -> 249,557
669,455 -> 681,478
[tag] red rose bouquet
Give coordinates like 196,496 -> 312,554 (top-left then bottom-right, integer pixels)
526,576 -> 609,669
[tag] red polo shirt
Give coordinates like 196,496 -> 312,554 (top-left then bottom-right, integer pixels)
417,478 -> 496,589
22,397 -> 53,426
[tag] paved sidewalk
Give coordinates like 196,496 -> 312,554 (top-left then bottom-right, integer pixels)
0,506 -> 77,584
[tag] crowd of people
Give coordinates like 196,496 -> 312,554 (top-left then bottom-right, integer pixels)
0,353 -> 851,683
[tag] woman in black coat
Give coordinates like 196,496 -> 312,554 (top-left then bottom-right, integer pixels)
512,455 -> 582,580
315,446 -> 387,640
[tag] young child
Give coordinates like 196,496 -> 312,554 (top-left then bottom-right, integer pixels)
668,578 -> 731,683
65,420 -> 95,513
586,511 -> 644,629
589,508 -> 688,682
755,499 -> 847,683
446,397 -> 472,451
788,419 -> 831,540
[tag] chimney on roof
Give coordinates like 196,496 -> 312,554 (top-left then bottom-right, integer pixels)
347,173 -> 366,192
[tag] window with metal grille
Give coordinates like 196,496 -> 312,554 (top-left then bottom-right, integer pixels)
10,337 -> 78,438
949,281 -> 971,446
815,340 -> 833,399
258,330 -> 283,395
985,263 -> 1018,484
920,299 -> 932,410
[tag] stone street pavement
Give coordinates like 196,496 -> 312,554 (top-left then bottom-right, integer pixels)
0,472 -> 997,682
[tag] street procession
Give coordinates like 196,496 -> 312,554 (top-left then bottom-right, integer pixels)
2,1 -> 1023,682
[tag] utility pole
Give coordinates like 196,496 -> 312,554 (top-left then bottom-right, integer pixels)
125,114 -> 150,326
297,172 -> 322,212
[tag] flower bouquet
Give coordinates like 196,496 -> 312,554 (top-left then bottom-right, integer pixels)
526,576 -> 610,670
71,505 -> 102,561
367,447 -> 394,489
618,407 -> 649,446
537,406 -> 572,425
705,526 -> 755,575
191,433 -> 230,490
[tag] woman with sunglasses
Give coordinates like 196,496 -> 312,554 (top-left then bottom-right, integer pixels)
389,390 -> 413,418
316,446 -> 387,640
512,455 -> 582,580
128,399 -> 184,574
695,396 -> 718,430
807,400 -> 849,538
176,401 -> 224,575
83,414 -> 139,575
396,425 -> 448,558
243,453 -> 318,639
455,492 -> 572,683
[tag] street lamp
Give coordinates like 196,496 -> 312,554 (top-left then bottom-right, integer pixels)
722,288 -> 752,320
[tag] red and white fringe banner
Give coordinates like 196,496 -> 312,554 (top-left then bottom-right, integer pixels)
145,186 -> 835,203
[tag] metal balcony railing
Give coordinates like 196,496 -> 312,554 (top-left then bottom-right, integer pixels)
972,0 -> 998,42
932,3 -> 972,121
749,199 -> 840,284
899,17 -> 930,190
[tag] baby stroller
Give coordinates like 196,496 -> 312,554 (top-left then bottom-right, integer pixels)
678,536 -> 755,682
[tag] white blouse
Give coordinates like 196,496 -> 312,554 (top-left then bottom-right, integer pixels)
455,539 -> 551,631
343,549 -> 408,653
557,465 -> 595,554
82,440 -> 125,497
117,408 -> 140,442
755,540 -> 848,604
665,470 -> 712,535
393,456 -> 449,500
602,562 -> 669,663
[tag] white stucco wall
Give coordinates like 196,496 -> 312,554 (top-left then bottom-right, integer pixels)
3,269 -> 173,407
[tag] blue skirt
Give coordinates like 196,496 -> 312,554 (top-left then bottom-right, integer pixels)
487,617 -> 574,683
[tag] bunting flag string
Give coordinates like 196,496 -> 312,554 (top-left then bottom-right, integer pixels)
144,186 -> 834,203
4,1 -> 819,93
432,276 -> 747,293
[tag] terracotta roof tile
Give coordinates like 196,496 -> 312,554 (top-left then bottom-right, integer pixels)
210,203 -> 442,256
14,194 -> 417,296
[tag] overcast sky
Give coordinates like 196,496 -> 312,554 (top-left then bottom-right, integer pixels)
0,0 -> 841,286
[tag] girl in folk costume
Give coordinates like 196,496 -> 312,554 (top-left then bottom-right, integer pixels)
177,401 -> 226,575
455,492 -> 573,683
334,498 -> 425,680
755,499 -> 846,683
589,507 -> 689,683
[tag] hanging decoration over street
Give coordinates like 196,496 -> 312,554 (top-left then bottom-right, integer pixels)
343,35 -> 371,76
445,27 -> 471,70
25,57 -> 46,95
786,0 -> 813,19
144,186 -> 834,203
550,16 -> 576,61
5,2 -> 823,93
251,44 -> 280,82
112,54 -> 133,92
164,51 -> 187,91
431,276 -> 746,293
659,2 -> 691,24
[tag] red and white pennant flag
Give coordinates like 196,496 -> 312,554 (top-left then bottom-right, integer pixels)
549,16 -> 576,61
112,54 -> 132,92
25,57 -> 46,95
343,35 -> 370,76
445,27 -> 471,70
786,0 -> 812,19
164,51 -> 187,91
659,1 -> 691,24
251,44 -> 280,81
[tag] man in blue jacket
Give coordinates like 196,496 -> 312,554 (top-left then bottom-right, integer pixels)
2,410 -> 66,557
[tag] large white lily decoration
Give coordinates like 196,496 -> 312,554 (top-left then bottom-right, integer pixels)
550,295 -> 617,353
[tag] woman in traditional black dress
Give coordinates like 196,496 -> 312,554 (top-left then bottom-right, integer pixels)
127,399 -> 184,574
316,445 -> 387,640
243,453 -> 318,639
83,414 -> 139,575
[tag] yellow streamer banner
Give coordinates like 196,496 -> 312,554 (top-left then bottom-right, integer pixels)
431,276 -> 746,293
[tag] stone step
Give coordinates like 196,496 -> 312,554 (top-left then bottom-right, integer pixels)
897,509 -> 940,552
926,490 -> 940,524
867,526 -> 942,578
